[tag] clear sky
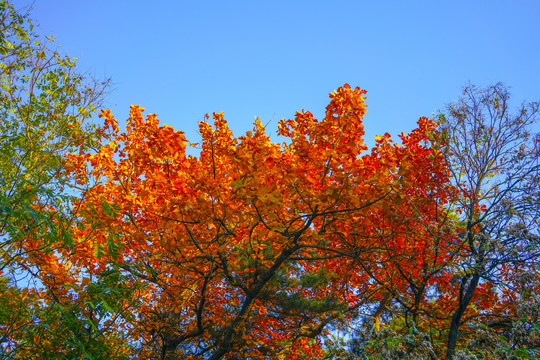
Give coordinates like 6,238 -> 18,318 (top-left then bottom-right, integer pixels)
12,0 -> 540,147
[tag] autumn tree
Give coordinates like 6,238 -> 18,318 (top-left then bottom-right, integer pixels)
325,84 -> 540,360
52,84 -> 459,359
325,128 -> 462,359
437,83 -> 540,359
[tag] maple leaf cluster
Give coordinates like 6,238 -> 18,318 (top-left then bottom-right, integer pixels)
48,84 -> 459,358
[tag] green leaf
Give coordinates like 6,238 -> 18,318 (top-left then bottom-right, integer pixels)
87,318 -> 98,331
100,199 -> 117,217
101,299 -> 114,313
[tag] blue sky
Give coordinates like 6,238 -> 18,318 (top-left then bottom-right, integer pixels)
15,0 -> 540,147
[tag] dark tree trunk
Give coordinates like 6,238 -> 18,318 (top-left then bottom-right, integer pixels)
445,273 -> 480,359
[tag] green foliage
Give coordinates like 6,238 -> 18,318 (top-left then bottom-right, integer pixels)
0,1 -> 125,357
0,0 -> 109,269
0,274 -> 132,359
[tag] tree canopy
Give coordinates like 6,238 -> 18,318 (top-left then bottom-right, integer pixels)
54,84 -> 457,359
1,2 -> 539,359
0,1 -> 123,357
